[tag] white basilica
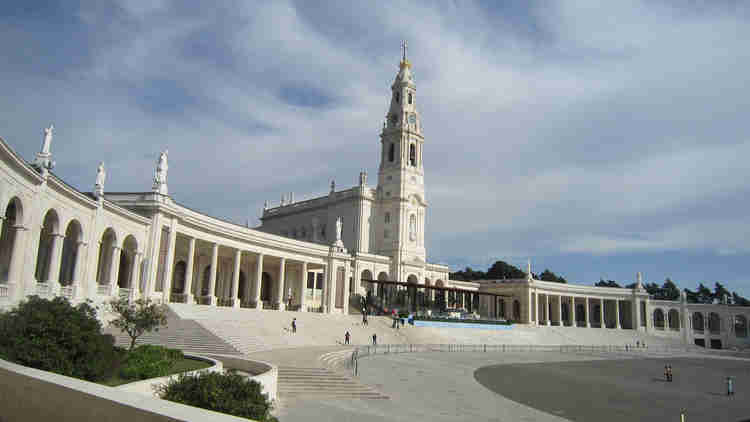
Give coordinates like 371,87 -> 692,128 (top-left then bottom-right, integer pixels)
0,50 -> 747,350
0,51 -> 449,316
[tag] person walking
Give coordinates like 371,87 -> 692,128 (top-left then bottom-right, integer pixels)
664,365 -> 670,382
727,376 -> 735,396
665,365 -> 673,382
372,333 -> 377,345
344,331 -> 351,345
291,318 -> 297,334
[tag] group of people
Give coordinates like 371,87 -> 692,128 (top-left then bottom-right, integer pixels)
342,331 -> 378,345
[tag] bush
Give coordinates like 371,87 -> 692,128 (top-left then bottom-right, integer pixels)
120,344 -> 183,380
0,296 -> 120,381
158,370 -> 277,421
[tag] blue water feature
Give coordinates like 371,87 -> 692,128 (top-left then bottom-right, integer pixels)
413,320 -> 514,330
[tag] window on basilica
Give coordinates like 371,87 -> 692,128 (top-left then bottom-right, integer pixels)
408,93 -> 412,104
409,144 -> 416,166
389,143 -> 395,162
395,92 -> 400,103
384,212 -> 390,223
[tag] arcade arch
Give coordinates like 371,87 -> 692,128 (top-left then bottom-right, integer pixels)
0,197 -> 23,282
653,309 -> 665,329
96,228 -> 117,285
668,309 -> 680,330
709,312 -> 721,334
117,235 -> 138,289
59,219 -> 83,285
35,209 -> 60,282
735,315 -> 748,338
692,312 -> 704,332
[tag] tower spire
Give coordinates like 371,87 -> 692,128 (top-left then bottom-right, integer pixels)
400,40 -> 410,69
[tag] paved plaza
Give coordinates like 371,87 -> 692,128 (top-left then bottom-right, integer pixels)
274,350 -> 749,422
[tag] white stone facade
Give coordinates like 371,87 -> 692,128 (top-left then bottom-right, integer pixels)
474,278 -> 750,349
259,53 -> 443,286
0,55 -> 449,317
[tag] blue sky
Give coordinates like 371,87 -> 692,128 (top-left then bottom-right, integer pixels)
2,1 -> 750,297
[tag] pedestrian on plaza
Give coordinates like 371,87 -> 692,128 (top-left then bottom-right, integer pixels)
636,340 -> 640,348
344,331 -> 351,345
372,333 -> 377,345
667,365 -> 673,382
664,365 -> 670,382
291,318 -> 297,334
727,376 -> 735,396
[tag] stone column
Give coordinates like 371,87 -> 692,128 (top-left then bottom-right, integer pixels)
300,262 -> 308,312
321,264 -> 328,313
535,291 -> 541,326
252,253 -> 263,308
183,237 -> 196,304
276,257 -> 286,310
633,297 -> 641,330
73,241 -> 87,291
600,298 -> 605,329
161,227 -> 178,302
615,299 -> 621,329
544,294 -> 550,325
108,246 -> 121,287
571,296 -> 576,327
129,252 -> 142,299
557,295 -> 562,326
47,234 -> 65,288
585,297 -> 590,327
527,290 -> 534,324
231,249 -> 241,308
8,225 -> 27,285
207,243 -> 218,305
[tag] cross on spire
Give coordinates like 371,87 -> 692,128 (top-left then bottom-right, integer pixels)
401,40 -> 408,62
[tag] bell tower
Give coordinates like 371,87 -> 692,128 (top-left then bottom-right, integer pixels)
375,41 -> 427,274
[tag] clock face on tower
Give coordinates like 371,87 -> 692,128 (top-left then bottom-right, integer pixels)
408,113 -> 416,124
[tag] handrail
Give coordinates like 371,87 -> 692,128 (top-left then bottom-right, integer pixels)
343,343 -> 698,377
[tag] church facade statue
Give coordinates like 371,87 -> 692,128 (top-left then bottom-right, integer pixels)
34,124 -> 55,171
94,162 -> 106,198
152,150 -> 169,195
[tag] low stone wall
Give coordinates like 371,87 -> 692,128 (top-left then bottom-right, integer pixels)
413,320 -> 514,330
116,354 -> 223,397
0,357 -> 253,422
208,355 -> 278,401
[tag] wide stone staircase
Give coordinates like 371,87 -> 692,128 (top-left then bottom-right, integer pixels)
103,308 -> 243,356
276,366 -> 388,400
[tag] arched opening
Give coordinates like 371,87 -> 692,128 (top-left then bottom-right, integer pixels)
576,304 -> 586,324
653,309 -> 665,329
735,315 -> 748,338
238,271 -> 247,301
95,228 -> 117,285
709,312 -> 721,334
361,269 -> 373,291
668,309 -> 680,330
388,143 -> 395,162
201,265 -> 211,296
409,144 -> 416,166
513,300 -> 521,321
0,198 -> 23,282
435,279 -> 445,311
408,92 -> 413,104
35,209 -> 60,282
260,272 -> 272,302
117,235 -> 138,289
171,261 -> 187,293
692,312 -> 704,332
59,220 -> 82,286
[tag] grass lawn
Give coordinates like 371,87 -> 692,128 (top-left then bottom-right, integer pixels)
100,357 -> 213,387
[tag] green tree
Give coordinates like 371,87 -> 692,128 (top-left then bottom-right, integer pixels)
732,292 -> 750,306
696,283 -> 713,304
713,282 -> 731,304
595,279 -> 621,288
486,261 -> 526,280
643,282 -> 661,296
539,269 -> 567,283
109,298 -> 168,351
659,278 -> 680,301
449,266 -> 487,281
0,296 -> 119,381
